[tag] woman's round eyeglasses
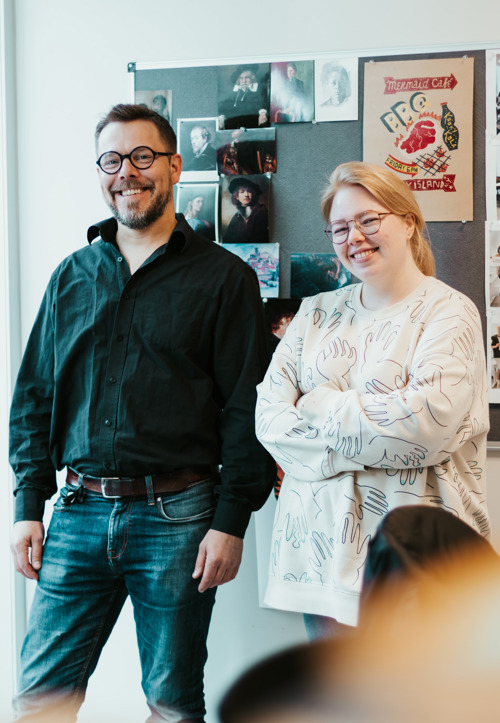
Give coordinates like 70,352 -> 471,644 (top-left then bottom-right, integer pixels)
325,211 -> 394,245
96,146 -> 173,174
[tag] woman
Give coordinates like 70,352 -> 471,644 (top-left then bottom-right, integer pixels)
183,195 -> 214,240
255,162 -> 490,639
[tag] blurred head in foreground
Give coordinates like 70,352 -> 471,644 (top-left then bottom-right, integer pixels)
219,542 -> 500,723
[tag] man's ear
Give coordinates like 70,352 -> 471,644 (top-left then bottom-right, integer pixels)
170,153 -> 183,184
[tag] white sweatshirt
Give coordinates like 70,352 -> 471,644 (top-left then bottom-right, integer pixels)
256,277 -> 490,625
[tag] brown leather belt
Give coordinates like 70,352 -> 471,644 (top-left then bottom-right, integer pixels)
66,465 -> 218,499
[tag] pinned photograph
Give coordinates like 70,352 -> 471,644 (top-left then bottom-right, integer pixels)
216,128 -> 276,176
497,146 -> 500,221
496,53 -> 500,134
176,183 -> 218,241
290,253 -> 351,298
489,303 -> 500,400
134,90 -> 172,123
222,243 -> 279,298
270,61 -> 314,123
220,174 -> 270,244
486,143 -> 500,221
178,118 -> 218,182
264,298 -> 302,350
217,63 -> 270,130
314,57 -> 358,122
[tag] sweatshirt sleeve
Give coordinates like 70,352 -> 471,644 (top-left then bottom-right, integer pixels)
255,306 -> 365,481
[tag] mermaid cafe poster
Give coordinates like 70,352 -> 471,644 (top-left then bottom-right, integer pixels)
363,57 -> 473,221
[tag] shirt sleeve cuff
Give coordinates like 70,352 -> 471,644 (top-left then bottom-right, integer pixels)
14,488 -> 46,523
210,499 -> 252,539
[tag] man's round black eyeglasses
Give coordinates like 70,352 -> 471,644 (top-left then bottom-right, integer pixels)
96,146 -> 174,174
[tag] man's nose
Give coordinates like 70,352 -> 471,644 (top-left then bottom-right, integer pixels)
119,157 -> 139,177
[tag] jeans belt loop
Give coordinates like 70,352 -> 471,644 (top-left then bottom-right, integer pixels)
145,475 -> 155,506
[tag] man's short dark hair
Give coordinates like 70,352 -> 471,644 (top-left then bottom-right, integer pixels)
95,103 -> 177,153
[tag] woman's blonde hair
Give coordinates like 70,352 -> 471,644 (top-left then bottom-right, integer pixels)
321,161 -> 435,277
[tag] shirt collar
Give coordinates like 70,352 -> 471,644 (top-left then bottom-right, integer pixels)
86,214 -> 191,254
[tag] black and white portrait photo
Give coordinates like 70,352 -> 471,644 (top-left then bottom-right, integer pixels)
178,118 -> 218,181
134,89 -> 172,123
314,57 -> 358,122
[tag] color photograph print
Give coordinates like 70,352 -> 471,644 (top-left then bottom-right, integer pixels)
497,146 -> 500,222
290,253 -> 351,299
222,243 -> 279,298
264,298 -> 302,351
220,174 -> 270,245
270,61 -> 314,124
488,298 -> 500,402
485,139 -> 500,222
134,89 -> 172,124
314,57 -> 359,122
175,182 -> 218,242
177,118 -> 218,182
488,226 -> 500,308
217,63 -> 271,130
363,57 -> 474,221
497,53 -> 500,135
216,128 -> 276,176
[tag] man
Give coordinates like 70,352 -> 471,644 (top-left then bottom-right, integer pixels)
218,65 -> 269,130
223,177 -> 269,245
9,104 -> 275,723
184,125 -> 216,172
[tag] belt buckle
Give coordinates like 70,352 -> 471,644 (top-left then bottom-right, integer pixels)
100,477 -> 122,499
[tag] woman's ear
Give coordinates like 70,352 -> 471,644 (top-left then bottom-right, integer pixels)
405,213 -> 416,239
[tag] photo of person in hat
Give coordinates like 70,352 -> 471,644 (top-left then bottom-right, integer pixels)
222,175 -> 269,244
217,63 -> 270,130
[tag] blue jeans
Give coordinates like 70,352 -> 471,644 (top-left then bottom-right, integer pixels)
303,614 -> 353,641
14,477 -> 218,723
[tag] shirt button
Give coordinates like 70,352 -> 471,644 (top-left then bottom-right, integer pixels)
104,419 -> 112,427
117,256 -> 123,263
109,377 -> 117,384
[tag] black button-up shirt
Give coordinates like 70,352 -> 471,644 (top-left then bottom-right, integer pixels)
9,215 -> 275,536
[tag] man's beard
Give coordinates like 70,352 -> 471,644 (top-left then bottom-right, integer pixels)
108,185 -> 172,230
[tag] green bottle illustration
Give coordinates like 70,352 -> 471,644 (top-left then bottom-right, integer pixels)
440,102 -> 459,151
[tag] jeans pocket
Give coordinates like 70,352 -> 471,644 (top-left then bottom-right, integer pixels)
155,478 -> 216,523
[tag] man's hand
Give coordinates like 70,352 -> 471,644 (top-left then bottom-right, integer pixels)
192,529 -> 243,593
10,521 -> 45,580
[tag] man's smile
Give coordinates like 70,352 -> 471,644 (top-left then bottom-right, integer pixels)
121,188 -> 145,197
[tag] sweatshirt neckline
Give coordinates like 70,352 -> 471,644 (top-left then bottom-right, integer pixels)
351,277 -> 437,318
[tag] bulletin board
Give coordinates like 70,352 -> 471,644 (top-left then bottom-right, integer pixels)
129,49 -> 500,442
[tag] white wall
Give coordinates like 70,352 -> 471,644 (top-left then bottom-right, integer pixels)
4,1 -> 500,721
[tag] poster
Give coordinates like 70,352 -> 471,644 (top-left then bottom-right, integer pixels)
363,57 -> 474,221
